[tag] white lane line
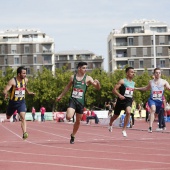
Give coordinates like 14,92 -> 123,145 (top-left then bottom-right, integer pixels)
0,123 -> 22,139
1,122 -> 170,157
0,159 -> 116,170
0,149 -> 170,166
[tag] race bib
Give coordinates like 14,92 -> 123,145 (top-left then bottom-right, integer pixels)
15,88 -> 25,98
72,88 -> 84,99
152,91 -> 162,100
124,87 -> 134,98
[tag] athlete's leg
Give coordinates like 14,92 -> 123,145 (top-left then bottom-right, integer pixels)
109,102 -> 121,126
109,114 -> 119,126
149,105 -> 156,128
123,106 -> 131,131
66,108 -> 75,120
20,112 -> 26,133
72,113 -> 83,136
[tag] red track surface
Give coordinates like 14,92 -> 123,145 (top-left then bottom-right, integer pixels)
0,119 -> 170,170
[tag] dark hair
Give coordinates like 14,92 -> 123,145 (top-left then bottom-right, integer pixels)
154,67 -> 161,73
77,62 -> 87,69
17,66 -> 26,75
126,67 -> 134,73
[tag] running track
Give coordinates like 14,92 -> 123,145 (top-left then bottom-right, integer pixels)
0,119 -> 170,170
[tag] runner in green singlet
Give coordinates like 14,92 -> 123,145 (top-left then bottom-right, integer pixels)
57,62 -> 101,144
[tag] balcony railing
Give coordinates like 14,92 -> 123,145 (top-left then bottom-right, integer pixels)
116,42 -> 127,46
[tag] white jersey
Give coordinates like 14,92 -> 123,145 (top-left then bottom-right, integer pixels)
150,79 -> 164,101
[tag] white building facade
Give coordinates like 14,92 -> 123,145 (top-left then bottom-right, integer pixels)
107,19 -> 170,76
0,29 -> 55,75
55,50 -> 104,72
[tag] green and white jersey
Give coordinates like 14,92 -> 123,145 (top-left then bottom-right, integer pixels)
70,74 -> 87,105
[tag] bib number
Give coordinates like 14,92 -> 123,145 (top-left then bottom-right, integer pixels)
152,91 -> 162,100
15,88 -> 25,98
72,88 -> 83,99
124,87 -> 134,98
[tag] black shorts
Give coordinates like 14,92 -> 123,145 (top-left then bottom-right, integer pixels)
7,100 -> 26,117
68,98 -> 84,114
114,99 -> 132,116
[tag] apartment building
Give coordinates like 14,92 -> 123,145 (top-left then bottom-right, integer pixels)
107,19 -> 170,76
55,50 -> 104,72
0,29 -> 55,75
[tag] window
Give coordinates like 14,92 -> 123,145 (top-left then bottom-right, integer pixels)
26,68 -> 30,74
22,56 -> 27,64
69,55 -> 73,60
59,55 -> 67,60
24,45 -> 30,53
143,48 -> 147,56
14,56 -> 19,64
131,48 -> 136,57
157,47 -> 162,56
160,60 -> 165,67
159,36 -> 165,45
42,44 -> 51,53
11,45 -> 17,54
129,60 -> 134,67
34,55 -> 37,64
128,37 -> 134,46
43,55 -> 51,64
4,57 -> 7,65
138,36 -> 143,45
1,45 -> 5,54
139,60 -> 143,68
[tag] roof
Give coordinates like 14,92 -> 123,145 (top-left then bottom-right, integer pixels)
56,50 -> 95,55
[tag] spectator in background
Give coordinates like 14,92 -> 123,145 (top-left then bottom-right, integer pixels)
119,112 -> 132,128
112,98 -> 117,111
137,103 -> 142,119
86,109 -> 99,124
13,110 -> 18,122
105,101 -> 111,110
156,95 -> 166,131
108,109 -> 113,118
40,106 -> 46,122
145,102 -> 150,122
32,107 -> 36,121
131,100 -> 136,126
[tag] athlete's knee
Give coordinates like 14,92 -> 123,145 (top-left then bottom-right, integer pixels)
66,114 -> 72,120
75,120 -> 81,125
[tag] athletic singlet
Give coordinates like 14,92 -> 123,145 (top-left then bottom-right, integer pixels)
119,78 -> 135,98
9,77 -> 26,101
150,79 -> 164,101
71,74 -> 87,105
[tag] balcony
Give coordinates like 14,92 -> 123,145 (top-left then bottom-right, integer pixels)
43,50 -> 52,53
116,42 -> 127,46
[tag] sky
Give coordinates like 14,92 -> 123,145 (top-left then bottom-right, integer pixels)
0,0 -> 170,71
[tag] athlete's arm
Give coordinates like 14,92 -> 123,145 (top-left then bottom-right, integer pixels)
56,75 -> 74,101
164,80 -> 170,90
25,78 -> 35,95
87,76 -> 101,90
112,79 -> 125,100
135,81 -> 151,91
3,78 -> 14,99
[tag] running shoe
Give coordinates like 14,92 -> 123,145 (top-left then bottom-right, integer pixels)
148,127 -> 152,133
70,134 -> 75,144
23,132 -> 28,140
163,127 -> 166,130
108,125 -> 112,132
156,128 -> 163,131
122,130 -> 127,137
